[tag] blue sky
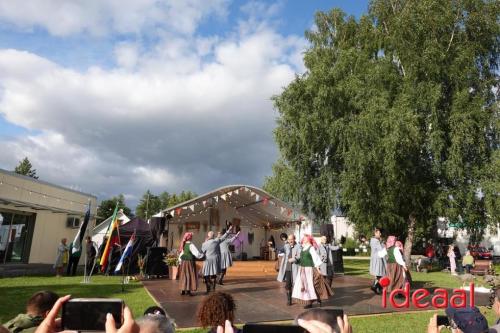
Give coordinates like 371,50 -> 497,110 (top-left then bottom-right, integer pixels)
0,0 -> 369,205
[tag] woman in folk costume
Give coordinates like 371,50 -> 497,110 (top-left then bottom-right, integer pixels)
178,232 -> 204,296
385,236 -> 407,292
217,228 -> 240,285
292,234 -> 333,309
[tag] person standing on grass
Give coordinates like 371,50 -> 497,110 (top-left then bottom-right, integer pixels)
462,250 -> 474,274
369,227 -> 386,294
66,242 -> 81,276
53,238 -> 68,277
448,245 -> 457,276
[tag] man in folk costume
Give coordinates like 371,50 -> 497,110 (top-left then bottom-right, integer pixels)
201,226 -> 233,293
319,236 -> 335,288
217,228 -> 240,285
369,227 -> 387,294
277,234 -> 301,306
292,234 -> 333,309
178,232 -> 204,296
386,236 -> 408,292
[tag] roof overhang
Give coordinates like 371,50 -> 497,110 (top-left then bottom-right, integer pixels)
0,196 -> 93,216
161,185 -> 309,228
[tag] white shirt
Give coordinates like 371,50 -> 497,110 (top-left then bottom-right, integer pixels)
178,242 -> 204,262
393,247 -> 406,268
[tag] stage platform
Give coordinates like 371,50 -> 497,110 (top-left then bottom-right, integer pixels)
142,261 -> 489,328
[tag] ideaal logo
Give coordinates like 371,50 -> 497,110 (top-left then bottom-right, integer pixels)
379,277 -> 475,309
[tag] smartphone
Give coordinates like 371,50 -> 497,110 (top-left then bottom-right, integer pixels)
62,298 -> 124,331
243,323 -> 305,333
437,315 -> 450,327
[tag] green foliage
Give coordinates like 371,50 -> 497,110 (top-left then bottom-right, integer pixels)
135,190 -> 197,219
97,194 -> 132,222
268,1 -> 499,259
14,157 -> 38,179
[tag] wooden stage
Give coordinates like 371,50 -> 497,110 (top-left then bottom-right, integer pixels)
142,260 -> 489,328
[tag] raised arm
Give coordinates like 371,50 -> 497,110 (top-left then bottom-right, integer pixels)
227,231 -> 241,243
217,227 -> 233,242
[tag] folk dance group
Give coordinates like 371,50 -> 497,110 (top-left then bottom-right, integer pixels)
369,227 -> 411,295
175,226 -> 334,308
177,226 -> 240,296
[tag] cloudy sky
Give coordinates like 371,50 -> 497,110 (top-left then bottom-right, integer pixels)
0,0 -> 368,208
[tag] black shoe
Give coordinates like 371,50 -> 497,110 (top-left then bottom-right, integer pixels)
187,291 -> 194,296
219,280 -> 224,285
303,304 -> 312,309
287,292 -> 292,306
181,290 -> 186,295
317,300 -> 322,307
212,281 -> 217,291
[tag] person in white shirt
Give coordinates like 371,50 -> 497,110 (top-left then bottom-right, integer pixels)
386,236 -> 408,292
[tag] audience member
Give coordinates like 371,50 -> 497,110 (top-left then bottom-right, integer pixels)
136,315 -> 175,333
53,238 -> 68,277
197,292 -> 241,333
462,251 -> 474,274
3,291 -> 59,333
427,307 -> 488,333
489,288 -> 500,332
143,306 -> 166,317
296,308 -> 352,333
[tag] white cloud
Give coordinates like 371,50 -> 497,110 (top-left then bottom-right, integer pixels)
0,0 -> 230,36
0,3 -> 307,208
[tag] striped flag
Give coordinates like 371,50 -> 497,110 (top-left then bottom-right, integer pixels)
72,204 -> 91,254
114,233 -> 135,273
100,204 -> 120,272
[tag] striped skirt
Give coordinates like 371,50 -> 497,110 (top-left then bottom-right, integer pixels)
179,260 -> 198,291
292,267 -> 334,304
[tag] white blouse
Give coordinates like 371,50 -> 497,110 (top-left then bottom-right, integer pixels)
178,242 -> 204,261
303,245 -> 323,268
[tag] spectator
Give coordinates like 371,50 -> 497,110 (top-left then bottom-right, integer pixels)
86,236 -> 97,275
143,306 -> 166,317
53,238 -> 68,277
427,307 -> 489,333
448,245 -> 457,276
3,291 -> 59,333
66,242 -> 81,276
489,288 -> 500,332
296,308 -> 352,333
462,251 -> 474,274
197,292 -> 241,333
136,315 -> 175,333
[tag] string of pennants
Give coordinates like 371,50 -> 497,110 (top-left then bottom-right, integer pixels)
167,186 -> 304,221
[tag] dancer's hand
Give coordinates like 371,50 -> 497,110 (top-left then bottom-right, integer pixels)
34,295 -> 74,333
216,320 -> 234,333
105,306 -> 139,333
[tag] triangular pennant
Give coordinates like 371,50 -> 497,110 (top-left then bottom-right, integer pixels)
170,210 -> 175,217
255,194 -> 260,201
263,197 -> 269,205
202,200 -> 207,207
189,205 -> 195,211
280,207 -> 285,214
235,189 -> 239,195
227,191 -> 233,197
214,196 -> 219,202
221,194 -> 227,201
175,208 -> 182,216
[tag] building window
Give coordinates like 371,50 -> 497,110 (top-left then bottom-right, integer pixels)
66,217 -> 80,229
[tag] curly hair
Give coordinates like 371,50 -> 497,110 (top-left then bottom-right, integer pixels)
197,292 -> 236,328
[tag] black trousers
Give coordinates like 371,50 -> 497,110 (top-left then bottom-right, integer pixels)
86,257 -> 96,275
66,256 -> 80,276
284,270 -> 293,291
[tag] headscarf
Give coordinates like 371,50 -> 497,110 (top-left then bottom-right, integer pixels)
179,232 -> 193,252
386,235 -> 396,249
301,234 -> 318,249
395,240 -> 404,252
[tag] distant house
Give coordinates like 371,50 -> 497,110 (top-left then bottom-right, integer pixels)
0,168 -> 97,265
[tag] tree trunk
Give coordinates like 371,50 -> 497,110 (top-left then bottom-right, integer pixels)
403,214 -> 416,265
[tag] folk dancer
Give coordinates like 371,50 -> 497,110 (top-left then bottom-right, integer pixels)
277,234 -> 301,306
217,228 -> 240,285
178,232 -> 204,296
292,234 -> 333,309
201,226 -> 233,293
369,227 -> 386,294
319,236 -> 335,287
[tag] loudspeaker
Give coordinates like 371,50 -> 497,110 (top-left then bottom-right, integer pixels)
145,247 -> 168,277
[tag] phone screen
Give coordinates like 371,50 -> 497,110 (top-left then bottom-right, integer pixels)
243,324 -> 305,333
436,315 -> 450,327
62,299 -> 123,331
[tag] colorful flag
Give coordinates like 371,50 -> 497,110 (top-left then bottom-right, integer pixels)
100,205 -> 120,272
114,233 -> 135,273
72,204 -> 91,254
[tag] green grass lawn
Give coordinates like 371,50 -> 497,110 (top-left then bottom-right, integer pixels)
343,258 -> 467,289
0,275 -> 156,323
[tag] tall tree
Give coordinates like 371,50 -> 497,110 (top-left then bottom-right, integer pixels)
97,194 -> 132,223
14,157 -> 38,179
269,0 -> 499,263
135,190 -> 162,220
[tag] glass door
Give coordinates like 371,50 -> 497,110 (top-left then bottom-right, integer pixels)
0,211 -> 35,263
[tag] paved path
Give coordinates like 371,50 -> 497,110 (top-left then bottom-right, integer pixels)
142,274 -> 488,328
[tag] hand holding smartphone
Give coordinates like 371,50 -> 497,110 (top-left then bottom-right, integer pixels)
62,298 -> 124,331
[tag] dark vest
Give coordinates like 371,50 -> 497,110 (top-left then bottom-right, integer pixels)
300,248 -> 314,267
181,243 -> 194,261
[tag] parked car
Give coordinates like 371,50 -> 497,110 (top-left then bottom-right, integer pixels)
468,246 -> 492,260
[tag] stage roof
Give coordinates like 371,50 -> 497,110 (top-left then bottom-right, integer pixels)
161,185 -> 309,228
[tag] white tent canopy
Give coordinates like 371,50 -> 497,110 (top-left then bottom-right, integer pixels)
160,185 -> 309,228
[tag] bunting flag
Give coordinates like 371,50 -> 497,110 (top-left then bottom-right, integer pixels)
71,204 -> 91,254
202,200 -> 207,207
100,204 -> 120,272
235,189 -> 239,195
287,209 -> 292,217
176,208 -> 182,216
189,205 -> 195,212
255,194 -> 260,201
280,207 -> 285,214
170,210 -> 175,217
263,197 -> 269,206
214,196 -> 219,202
221,194 -> 227,201
114,233 -> 135,273
227,191 -> 233,197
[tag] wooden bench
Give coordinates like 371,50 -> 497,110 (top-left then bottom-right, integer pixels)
470,259 -> 495,276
